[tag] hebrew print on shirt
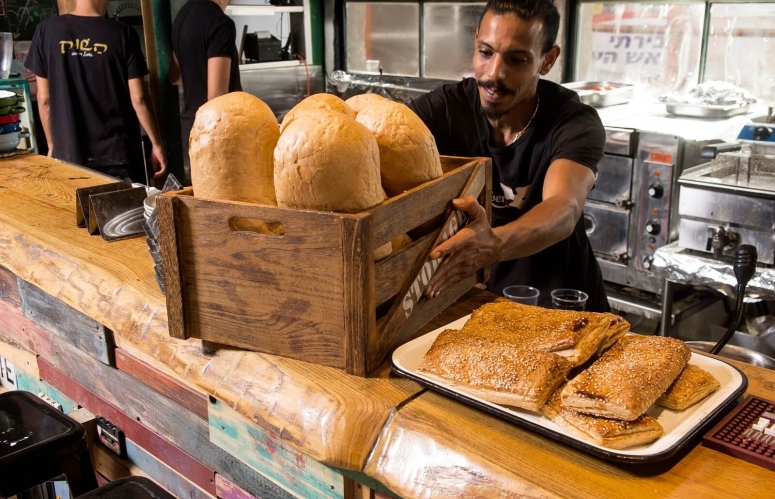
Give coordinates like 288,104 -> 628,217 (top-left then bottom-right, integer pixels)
60,39 -> 108,56
493,183 -> 530,210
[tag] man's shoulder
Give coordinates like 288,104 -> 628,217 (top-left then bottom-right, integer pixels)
430,77 -> 478,107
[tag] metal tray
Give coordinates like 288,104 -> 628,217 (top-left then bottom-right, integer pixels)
391,315 -> 749,464
562,81 -> 634,107
666,103 -> 750,119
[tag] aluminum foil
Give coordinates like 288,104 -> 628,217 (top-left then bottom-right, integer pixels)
660,81 -> 757,106
326,70 -> 451,105
653,243 -> 775,301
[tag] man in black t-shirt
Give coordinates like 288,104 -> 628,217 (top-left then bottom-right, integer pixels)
411,0 -> 609,312
170,0 -> 242,171
26,0 -> 167,182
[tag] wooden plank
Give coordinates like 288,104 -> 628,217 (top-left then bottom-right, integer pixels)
38,355 -> 217,495
0,299 -> 53,361
92,442 -> 153,482
69,407 -> 98,451
368,157 -> 481,247
216,474 -> 256,499
19,279 -> 115,366
0,337 -> 39,379
167,193 -> 350,369
38,339 -> 295,499
126,439 -> 216,499
115,348 -> 208,421
0,266 -> 21,308
373,231 -> 438,307
368,161 -> 486,373
209,397 -> 347,499
156,194 -> 187,340
15,368 -> 80,413
341,217 -> 371,376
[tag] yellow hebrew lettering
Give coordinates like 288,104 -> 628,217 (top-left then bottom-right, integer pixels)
79,39 -> 92,52
59,41 -> 74,54
93,43 -> 108,54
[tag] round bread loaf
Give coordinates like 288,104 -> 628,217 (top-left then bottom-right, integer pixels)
189,92 -> 279,204
274,109 -> 387,213
355,100 -> 443,196
345,93 -> 386,114
280,93 -> 356,132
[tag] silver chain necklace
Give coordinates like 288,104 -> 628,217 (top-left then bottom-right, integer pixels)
510,95 -> 540,145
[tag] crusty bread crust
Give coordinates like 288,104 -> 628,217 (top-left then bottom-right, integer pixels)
543,383 -> 663,449
355,100 -> 443,196
280,93 -> 356,132
417,329 -> 571,411
657,364 -> 720,411
190,92 -> 279,205
560,335 -> 691,421
274,109 -> 387,213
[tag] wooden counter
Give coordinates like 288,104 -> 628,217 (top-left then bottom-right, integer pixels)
1,155 -> 774,499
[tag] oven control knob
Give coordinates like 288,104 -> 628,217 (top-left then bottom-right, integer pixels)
648,184 -> 664,198
645,221 -> 661,235
643,256 -> 654,271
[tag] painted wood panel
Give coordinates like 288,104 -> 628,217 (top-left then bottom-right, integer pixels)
0,299 -> 54,361
38,337 -> 295,499
19,279 -> 115,365
209,397 -> 347,499
0,337 -> 39,379
115,348 -> 208,421
126,439 -> 216,499
15,368 -> 79,413
0,266 -> 21,308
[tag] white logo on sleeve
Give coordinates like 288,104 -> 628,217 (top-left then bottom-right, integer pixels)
493,183 -> 530,210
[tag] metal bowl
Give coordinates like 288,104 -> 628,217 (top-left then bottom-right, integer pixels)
686,341 -> 775,370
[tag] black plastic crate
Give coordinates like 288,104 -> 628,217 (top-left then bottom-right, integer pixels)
76,477 -> 174,499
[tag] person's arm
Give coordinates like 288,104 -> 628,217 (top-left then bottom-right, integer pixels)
423,160 -> 595,299
168,52 -> 182,86
36,76 -> 54,158
207,57 -> 231,101
128,77 -> 167,178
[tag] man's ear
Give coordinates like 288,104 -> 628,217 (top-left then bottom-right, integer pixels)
540,45 -> 561,75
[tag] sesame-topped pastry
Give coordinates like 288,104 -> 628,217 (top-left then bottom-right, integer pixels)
543,382 -> 664,449
461,301 -> 616,367
417,329 -> 572,411
657,364 -> 720,411
560,335 -> 691,421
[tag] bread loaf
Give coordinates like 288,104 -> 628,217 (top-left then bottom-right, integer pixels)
189,92 -> 279,204
355,100 -> 443,196
280,93 -> 356,132
274,109 -> 387,213
345,93 -> 386,114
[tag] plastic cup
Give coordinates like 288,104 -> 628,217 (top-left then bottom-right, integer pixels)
0,33 -> 12,80
503,285 -> 540,306
551,289 -> 589,311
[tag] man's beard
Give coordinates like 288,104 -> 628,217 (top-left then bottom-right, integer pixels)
477,79 -> 516,120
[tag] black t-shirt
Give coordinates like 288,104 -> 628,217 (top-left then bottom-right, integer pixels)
409,78 -> 610,312
25,15 -> 148,172
172,0 -> 242,129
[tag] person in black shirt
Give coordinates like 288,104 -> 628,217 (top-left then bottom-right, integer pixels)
26,0 -> 167,183
169,0 -> 242,170
412,0 -> 609,312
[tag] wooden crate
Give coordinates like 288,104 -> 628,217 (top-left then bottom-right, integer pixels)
157,156 -> 491,376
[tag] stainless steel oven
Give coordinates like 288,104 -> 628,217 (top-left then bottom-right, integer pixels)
585,128 -> 709,295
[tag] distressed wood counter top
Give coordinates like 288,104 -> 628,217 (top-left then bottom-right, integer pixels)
1,155 -> 774,499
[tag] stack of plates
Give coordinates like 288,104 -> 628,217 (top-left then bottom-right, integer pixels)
143,188 -> 161,221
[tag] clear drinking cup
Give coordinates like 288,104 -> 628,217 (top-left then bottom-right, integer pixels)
551,289 -> 589,311
0,33 -> 12,80
503,285 -> 540,306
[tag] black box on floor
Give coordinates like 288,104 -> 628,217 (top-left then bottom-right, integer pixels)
0,391 -> 97,498
75,477 -> 175,499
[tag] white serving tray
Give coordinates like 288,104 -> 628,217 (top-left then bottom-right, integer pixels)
391,315 -> 749,463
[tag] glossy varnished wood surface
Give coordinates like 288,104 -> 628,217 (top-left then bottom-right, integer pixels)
0,156 -> 420,470
3,156 -> 775,498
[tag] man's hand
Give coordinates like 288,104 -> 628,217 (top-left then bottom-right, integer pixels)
150,144 -> 167,178
424,196 -> 500,299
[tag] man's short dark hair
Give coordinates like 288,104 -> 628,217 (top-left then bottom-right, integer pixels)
478,0 -> 561,54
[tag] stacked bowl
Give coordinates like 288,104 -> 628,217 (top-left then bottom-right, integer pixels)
0,90 -> 28,152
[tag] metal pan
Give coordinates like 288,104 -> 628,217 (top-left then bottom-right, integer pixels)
0,113 -> 19,125
562,81 -> 635,107
391,315 -> 749,464
0,105 -> 25,116
666,103 -> 750,119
